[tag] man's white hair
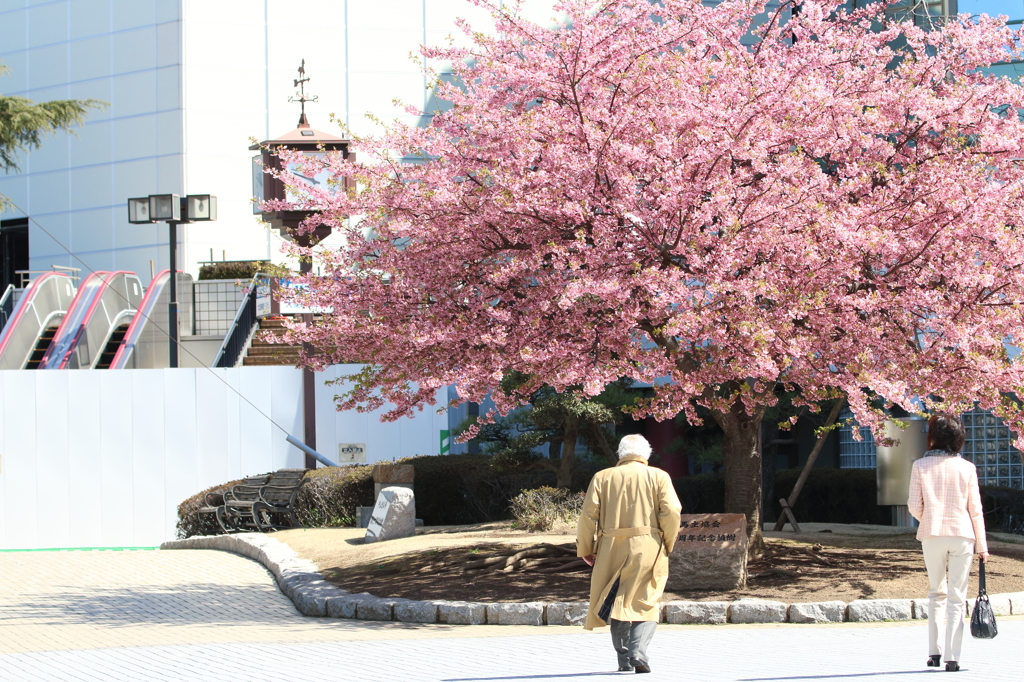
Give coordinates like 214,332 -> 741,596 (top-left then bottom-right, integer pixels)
618,434 -> 652,460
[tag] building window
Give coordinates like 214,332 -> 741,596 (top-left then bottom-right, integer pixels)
962,409 -> 1024,489
882,0 -> 954,27
838,408 -> 878,469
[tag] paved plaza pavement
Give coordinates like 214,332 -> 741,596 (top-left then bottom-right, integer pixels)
1,549 -> 1022,681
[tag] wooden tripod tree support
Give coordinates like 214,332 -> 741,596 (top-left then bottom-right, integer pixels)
773,398 -> 846,532
777,498 -> 801,533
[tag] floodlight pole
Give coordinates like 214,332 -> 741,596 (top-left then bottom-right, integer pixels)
168,219 -> 180,368
128,193 -> 215,370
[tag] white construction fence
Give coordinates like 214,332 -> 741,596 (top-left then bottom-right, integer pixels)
0,365 -> 447,550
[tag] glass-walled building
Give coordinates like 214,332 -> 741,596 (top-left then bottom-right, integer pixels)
839,408 -> 1024,489
874,1 -> 1024,75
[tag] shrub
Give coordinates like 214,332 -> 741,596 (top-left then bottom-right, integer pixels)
510,486 -> 585,531
176,478 -> 245,539
399,454 -> 601,525
181,465 -> 1024,538
673,469 -> 889,525
773,468 -> 889,525
294,464 -> 375,527
980,485 -> 1024,535
397,454 -> 555,525
197,260 -> 270,281
175,455 -> 605,535
673,473 -> 725,515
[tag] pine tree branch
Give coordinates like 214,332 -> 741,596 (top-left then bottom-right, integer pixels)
1,64 -> 107,174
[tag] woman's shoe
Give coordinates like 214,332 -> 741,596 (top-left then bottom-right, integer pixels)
927,655 -> 941,667
945,661 -> 960,672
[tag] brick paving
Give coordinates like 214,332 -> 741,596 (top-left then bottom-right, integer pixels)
1,549 -> 1022,681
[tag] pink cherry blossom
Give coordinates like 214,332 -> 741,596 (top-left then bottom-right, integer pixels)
266,0 -> 1024,549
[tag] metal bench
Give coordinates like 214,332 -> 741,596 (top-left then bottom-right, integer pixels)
197,473 -> 272,534
250,468 -> 308,532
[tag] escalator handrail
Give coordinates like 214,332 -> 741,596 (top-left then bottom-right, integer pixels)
0,273 -> 71,359
62,270 -> 140,369
212,275 -> 263,368
38,271 -> 110,369
109,269 -> 172,370
0,283 -> 15,333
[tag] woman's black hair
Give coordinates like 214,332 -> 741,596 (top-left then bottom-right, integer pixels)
927,412 -> 966,454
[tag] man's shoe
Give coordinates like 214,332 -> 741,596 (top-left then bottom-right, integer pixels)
927,655 -> 941,668
631,660 -> 651,674
945,661 -> 960,672
618,666 -> 633,672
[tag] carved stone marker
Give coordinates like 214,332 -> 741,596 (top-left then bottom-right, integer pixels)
364,486 -> 416,543
667,513 -> 748,590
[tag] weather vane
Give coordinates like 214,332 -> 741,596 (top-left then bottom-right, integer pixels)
288,59 -> 319,126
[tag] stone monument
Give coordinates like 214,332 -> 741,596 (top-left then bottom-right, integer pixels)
667,513 -> 748,590
364,486 -> 416,543
357,464 -> 417,529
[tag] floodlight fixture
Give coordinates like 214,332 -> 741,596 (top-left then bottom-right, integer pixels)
185,194 -> 217,221
127,197 -> 152,224
148,194 -> 180,222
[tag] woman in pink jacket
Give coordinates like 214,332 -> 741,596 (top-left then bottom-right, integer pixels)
908,412 -> 988,673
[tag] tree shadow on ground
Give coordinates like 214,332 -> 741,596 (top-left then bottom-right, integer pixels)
1,580 -> 297,628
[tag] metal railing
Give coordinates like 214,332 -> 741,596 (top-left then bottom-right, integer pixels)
212,276 -> 261,368
15,266 -> 82,288
0,284 -> 14,334
193,279 -> 250,335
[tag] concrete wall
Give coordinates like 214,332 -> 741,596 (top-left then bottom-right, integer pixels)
0,364 -> 447,549
178,334 -> 222,367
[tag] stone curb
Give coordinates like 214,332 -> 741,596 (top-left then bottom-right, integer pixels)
161,535 -> 1024,626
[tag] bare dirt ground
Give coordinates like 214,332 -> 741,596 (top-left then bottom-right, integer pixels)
272,522 -> 1024,604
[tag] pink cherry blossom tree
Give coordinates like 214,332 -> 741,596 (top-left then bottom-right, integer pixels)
269,0 -> 1024,552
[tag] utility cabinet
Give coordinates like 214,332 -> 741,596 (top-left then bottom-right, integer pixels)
876,417 -> 928,526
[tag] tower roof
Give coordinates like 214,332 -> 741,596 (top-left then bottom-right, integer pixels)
249,123 -> 348,150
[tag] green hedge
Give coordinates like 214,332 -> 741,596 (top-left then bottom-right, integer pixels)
399,454 -> 596,525
673,469 -> 1024,533
672,469 -> 887,525
197,261 -> 269,281
672,473 -> 725,516
180,465 -> 1024,538
773,468 -> 890,525
294,464 -> 375,527
175,455 -> 601,537
980,485 -> 1024,535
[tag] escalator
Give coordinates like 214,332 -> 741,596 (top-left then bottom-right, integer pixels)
39,271 -> 144,369
109,269 -> 195,369
25,323 -> 61,369
0,272 -> 77,370
93,322 -> 131,369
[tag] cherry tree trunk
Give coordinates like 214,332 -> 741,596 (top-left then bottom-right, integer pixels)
713,405 -> 767,558
556,416 -> 579,489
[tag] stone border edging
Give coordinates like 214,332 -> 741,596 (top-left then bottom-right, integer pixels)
161,534 -> 1024,626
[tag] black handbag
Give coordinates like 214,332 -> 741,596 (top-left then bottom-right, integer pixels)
970,560 -> 998,639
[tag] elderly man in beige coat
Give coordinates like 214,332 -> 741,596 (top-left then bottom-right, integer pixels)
577,434 -> 682,674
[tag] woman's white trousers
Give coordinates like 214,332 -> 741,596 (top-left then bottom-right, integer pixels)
921,536 -> 975,663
